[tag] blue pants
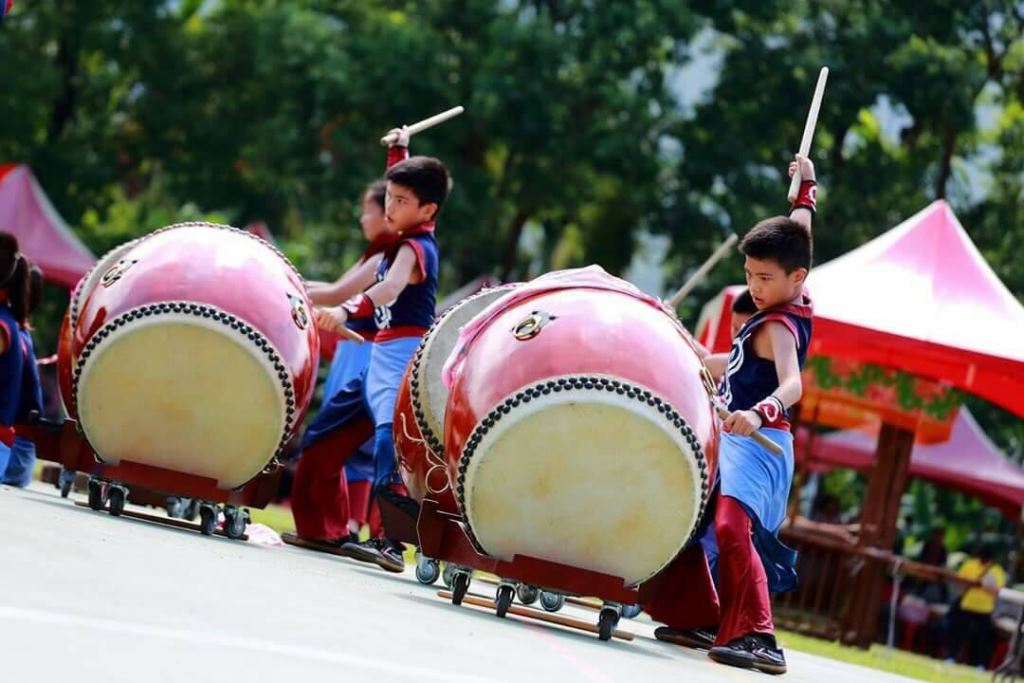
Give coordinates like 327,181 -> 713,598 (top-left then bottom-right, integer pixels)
2,436 -> 37,488
324,339 -> 375,482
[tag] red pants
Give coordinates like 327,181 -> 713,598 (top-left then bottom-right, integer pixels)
290,418 -> 374,541
347,480 -> 384,537
644,495 -> 774,645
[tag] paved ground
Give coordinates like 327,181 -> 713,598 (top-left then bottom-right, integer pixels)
0,483 -> 915,683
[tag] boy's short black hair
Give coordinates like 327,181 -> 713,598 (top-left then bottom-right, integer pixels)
731,289 -> 757,315
385,156 -> 451,217
739,216 -> 812,273
364,180 -> 386,210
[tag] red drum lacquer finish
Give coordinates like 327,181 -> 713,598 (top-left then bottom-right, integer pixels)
394,363 -> 456,510
70,222 -> 318,489
444,271 -> 718,586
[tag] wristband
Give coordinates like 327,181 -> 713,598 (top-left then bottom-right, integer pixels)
342,293 -> 375,320
790,179 -> 817,215
753,396 -> 786,426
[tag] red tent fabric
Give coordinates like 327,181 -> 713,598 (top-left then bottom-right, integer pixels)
797,408 -> 1024,518
0,164 -> 95,288
806,200 -> 1024,417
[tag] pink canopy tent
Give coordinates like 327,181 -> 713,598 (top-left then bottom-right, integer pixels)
0,164 -> 95,289
798,408 -> 1024,518
806,200 -> 1024,418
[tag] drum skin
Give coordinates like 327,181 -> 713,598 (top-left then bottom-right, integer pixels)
444,275 -> 718,585
66,222 -> 318,489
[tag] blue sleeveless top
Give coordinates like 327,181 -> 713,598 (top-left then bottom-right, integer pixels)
374,232 -> 438,332
721,294 -> 813,419
0,305 -> 25,426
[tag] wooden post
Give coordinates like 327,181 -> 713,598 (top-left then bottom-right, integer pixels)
841,421 -> 915,647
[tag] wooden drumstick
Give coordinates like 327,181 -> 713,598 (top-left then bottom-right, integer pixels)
715,404 -> 784,455
380,106 -> 465,146
336,326 -> 365,344
787,66 -> 829,202
666,233 -> 739,309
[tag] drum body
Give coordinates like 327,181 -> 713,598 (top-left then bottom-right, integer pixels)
394,287 -> 515,510
444,273 -> 718,586
65,222 -> 318,489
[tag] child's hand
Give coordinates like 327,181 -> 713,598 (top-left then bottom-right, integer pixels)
315,306 -> 349,333
723,409 -> 763,436
788,154 -> 816,182
386,125 -> 411,148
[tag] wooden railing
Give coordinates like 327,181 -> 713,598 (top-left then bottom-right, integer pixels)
773,523 -> 978,645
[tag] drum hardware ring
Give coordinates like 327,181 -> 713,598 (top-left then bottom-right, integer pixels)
511,310 -> 556,341
286,292 -> 309,330
100,259 -> 139,287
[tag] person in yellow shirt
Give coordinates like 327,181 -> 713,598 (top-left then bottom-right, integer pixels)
945,544 -> 1006,667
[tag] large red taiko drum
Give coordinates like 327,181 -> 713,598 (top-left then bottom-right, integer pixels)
62,221 -> 318,489
443,267 -> 718,586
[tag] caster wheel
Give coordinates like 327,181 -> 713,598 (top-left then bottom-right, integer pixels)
516,583 -> 539,605
495,584 -> 515,618
182,498 -> 200,522
415,556 -> 440,585
223,506 -> 248,539
87,479 -> 106,511
539,591 -> 565,613
199,505 -> 218,536
60,478 -> 73,499
108,486 -> 126,517
598,607 -> 619,641
441,563 -> 456,589
166,497 -> 184,519
621,604 -> 642,619
451,571 -> 471,606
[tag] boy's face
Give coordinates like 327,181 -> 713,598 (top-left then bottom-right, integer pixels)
359,192 -> 387,242
743,256 -> 807,310
385,181 -> 436,234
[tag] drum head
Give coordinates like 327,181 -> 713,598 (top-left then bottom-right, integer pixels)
458,376 -> 707,586
76,309 -> 289,489
411,286 -> 516,455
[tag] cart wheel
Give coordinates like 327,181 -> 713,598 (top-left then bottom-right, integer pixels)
108,486 -> 126,517
441,562 -> 456,589
621,604 -> 642,619
539,591 -> 565,613
598,606 -> 619,641
166,497 -> 185,519
415,555 -> 440,585
182,498 -> 200,522
516,583 -> 539,606
87,479 -> 106,511
224,506 -> 247,539
495,584 -> 515,618
451,571 -> 471,606
199,504 -> 217,536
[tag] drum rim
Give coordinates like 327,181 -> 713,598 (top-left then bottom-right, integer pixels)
73,300 -> 297,481
454,373 -> 710,585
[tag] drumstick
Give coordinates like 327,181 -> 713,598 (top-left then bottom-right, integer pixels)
666,233 -> 739,309
380,106 -> 465,146
715,404 -> 784,455
336,326 -> 365,344
787,66 -> 829,202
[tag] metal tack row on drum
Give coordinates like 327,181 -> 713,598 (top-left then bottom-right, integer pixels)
395,265 -> 719,639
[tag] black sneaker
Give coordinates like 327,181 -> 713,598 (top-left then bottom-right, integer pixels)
708,633 -> 787,675
654,626 -> 717,650
341,537 -> 406,573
